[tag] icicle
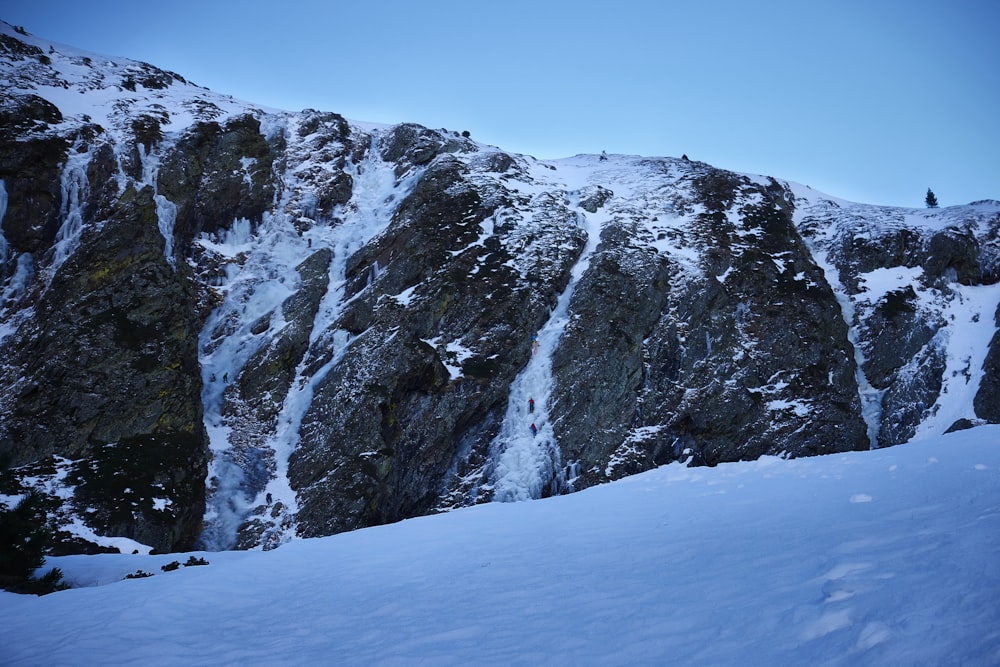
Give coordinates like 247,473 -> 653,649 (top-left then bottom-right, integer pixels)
138,143 -> 179,270
155,194 -> 177,268
0,177 -> 33,345
2,254 -> 34,306
0,180 -> 8,273
0,179 -> 34,341
487,205 -> 604,502
49,143 -> 91,278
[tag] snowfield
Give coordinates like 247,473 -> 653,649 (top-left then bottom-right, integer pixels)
2,425 -> 998,666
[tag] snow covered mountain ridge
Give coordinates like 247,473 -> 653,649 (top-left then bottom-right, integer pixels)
1,21 -> 998,555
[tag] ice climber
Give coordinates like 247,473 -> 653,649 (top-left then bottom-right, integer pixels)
529,397 -> 535,413
530,423 -> 538,437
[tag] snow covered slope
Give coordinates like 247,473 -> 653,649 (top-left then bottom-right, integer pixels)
2,426 -> 998,665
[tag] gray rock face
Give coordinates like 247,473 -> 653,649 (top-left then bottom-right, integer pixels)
158,113 -> 276,243
563,170 -> 867,484
1,184 -> 203,454
974,302 -> 1000,423
0,98 -> 69,254
1,24 -> 999,554
548,223 -> 672,481
0,184 -> 207,552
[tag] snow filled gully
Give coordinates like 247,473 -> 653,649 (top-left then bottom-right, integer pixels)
198,128 -> 422,550
250,128 -> 422,547
486,196 -> 607,502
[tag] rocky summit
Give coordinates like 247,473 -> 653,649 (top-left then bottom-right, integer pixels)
1,22 -> 998,554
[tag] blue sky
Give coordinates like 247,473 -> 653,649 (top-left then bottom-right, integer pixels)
3,1 -> 997,207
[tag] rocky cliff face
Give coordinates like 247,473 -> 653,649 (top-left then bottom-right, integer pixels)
2,23 -> 998,554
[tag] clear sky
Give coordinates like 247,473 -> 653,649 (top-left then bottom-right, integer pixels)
3,1 -> 997,207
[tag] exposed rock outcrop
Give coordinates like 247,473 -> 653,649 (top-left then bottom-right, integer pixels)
0,184 -> 207,552
158,113 -> 276,243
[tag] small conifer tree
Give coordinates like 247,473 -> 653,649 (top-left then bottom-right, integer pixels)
0,458 -> 66,595
0,490 -> 65,593
925,188 -> 939,208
